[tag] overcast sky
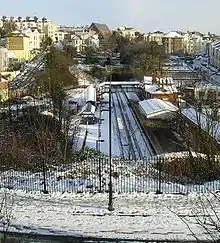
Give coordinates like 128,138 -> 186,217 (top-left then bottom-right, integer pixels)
1,0 -> 219,34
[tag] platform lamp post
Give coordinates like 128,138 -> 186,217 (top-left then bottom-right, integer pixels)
106,65 -> 114,211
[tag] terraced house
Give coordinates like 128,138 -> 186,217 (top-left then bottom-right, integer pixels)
208,40 -> 220,69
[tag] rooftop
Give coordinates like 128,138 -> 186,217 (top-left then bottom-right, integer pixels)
164,31 -> 183,38
139,98 -> 178,120
182,107 -> 220,142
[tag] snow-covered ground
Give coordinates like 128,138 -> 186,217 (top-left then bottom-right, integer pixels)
65,88 -> 86,107
2,189 -> 220,241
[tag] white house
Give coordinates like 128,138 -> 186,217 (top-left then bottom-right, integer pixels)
84,34 -> 99,49
22,28 -> 41,51
117,27 -> 136,39
55,30 -> 68,42
144,31 -> 164,45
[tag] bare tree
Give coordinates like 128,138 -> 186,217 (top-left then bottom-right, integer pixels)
0,189 -> 14,242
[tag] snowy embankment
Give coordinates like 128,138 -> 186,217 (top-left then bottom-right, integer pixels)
1,189 -> 220,241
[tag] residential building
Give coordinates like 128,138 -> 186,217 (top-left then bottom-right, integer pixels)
89,23 -> 111,38
117,27 -> 136,39
58,25 -> 90,34
183,32 -> 210,54
43,22 -> 57,42
67,35 -> 83,52
2,16 -> 52,31
194,85 -> 220,102
84,34 -> 99,49
55,30 -> 68,42
65,32 -> 100,52
208,40 -> 220,69
162,31 -> 184,54
5,31 -> 30,60
144,31 -> 164,45
1,16 -> 57,42
0,47 -> 9,71
144,77 -> 179,105
22,28 -> 41,52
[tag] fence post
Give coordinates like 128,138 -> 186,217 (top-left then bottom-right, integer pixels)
156,157 -> 162,194
98,156 -> 102,192
42,159 -> 48,194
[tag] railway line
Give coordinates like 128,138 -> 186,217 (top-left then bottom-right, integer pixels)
112,91 -> 154,160
112,92 -> 136,159
9,52 -> 45,96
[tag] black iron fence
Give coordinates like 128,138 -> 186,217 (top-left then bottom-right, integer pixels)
0,156 -> 219,194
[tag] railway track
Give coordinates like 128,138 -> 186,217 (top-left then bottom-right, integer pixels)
117,92 -> 143,160
112,93 -> 126,159
112,91 -> 154,160
112,93 -> 136,159
123,92 -> 156,157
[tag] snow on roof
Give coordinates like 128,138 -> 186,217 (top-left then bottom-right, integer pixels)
143,76 -> 153,84
144,84 -> 178,94
98,81 -> 140,87
182,107 -> 220,142
156,77 -> 174,85
139,98 -> 178,119
80,102 -> 96,116
85,85 -> 96,103
164,31 -> 183,38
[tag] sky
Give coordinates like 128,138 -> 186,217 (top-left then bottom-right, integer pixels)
1,0 -> 219,34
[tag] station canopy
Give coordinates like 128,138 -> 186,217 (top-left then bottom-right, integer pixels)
139,98 -> 178,120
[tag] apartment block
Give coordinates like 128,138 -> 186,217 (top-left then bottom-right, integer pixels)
1,16 -> 57,42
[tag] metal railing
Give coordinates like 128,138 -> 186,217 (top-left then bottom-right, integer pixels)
0,156 -> 219,194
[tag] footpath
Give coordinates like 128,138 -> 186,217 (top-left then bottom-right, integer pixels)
0,190 -> 219,242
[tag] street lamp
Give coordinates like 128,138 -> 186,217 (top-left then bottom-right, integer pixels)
106,65 -> 114,211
